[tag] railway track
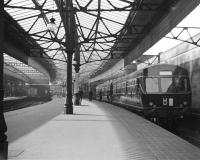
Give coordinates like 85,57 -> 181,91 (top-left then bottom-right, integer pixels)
171,112 -> 200,148
98,100 -> 200,148
173,127 -> 200,148
3,98 -> 51,112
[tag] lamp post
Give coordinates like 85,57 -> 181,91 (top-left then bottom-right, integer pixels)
0,1 -> 8,159
47,17 -> 57,32
65,50 -> 73,114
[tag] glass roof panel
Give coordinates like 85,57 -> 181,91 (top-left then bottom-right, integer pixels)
4,0 -> 131,81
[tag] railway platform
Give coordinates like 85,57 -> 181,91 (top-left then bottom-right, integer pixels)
4,98 -> 200,160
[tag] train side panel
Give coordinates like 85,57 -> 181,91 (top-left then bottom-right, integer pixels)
96,64 -> 191,119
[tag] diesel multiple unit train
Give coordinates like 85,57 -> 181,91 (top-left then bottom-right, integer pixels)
96,64 -> 191,122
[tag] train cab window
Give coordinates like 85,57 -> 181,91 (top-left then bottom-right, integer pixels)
145,77 -> 159,93
161,77 -> 172,92
166,77 -> 189,93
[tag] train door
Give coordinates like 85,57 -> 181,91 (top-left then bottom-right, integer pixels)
135,77 -> 143,107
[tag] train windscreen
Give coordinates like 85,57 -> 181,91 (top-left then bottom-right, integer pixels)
145,77 -> 159,93
161,77 -> 189,93
145,77 -> 189,93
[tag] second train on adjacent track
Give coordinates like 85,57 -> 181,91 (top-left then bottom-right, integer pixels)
96,64 -> 191,121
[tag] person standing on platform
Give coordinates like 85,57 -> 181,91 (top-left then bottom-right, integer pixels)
99,90 -> 102,101
89,90 -> 93,101
79,89 -> 83,105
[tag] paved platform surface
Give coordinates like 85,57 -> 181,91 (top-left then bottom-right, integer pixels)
5,98 -> 200,160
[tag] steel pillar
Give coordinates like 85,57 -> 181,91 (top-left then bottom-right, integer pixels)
63,0 -> 77,114
65,51 -> 73,114
0,1 -> 8,159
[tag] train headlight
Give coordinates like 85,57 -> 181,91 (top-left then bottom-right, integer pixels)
183,101 -> 188,106
149,102 -> 153,106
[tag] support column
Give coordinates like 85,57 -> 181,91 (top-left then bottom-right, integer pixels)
0,1 -> 8,159
64,0 -> 76,114
65,51 -> 73,114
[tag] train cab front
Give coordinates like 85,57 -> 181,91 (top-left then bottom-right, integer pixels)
142,75 -> 191,119
142,93 -> 191,118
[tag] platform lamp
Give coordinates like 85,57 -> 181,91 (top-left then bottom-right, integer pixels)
47,17 -> 57,33
47,0 -> 57,33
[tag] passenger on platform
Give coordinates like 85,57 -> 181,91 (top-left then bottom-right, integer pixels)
107,90 -> 110,101
110,83 -> 113,102
89,90 -> 93,101
79,89 -> 83,105
99,90 -> 102,101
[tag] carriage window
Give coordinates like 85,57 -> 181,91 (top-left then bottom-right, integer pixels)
145,77 -> 159,93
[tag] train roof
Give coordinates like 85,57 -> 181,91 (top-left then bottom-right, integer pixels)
96,63 -> 188,87
139,63 -> 185,70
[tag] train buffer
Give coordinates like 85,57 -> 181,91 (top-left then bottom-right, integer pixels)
5,98 -> 200,160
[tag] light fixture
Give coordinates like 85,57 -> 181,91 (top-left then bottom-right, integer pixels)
47,17 -> 57,32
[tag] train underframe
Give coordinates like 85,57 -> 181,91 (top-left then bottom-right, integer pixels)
98,95 -> 190,129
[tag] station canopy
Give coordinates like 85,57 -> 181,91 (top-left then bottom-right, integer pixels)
4,0 -> 132,81
4,53 -> 47,81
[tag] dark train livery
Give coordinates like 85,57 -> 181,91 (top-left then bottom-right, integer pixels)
96,64 -> 191,120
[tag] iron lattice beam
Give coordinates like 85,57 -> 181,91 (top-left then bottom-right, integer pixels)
165,27 -> 200,47
4,0 -> 171,77
5,2 -> 163,12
